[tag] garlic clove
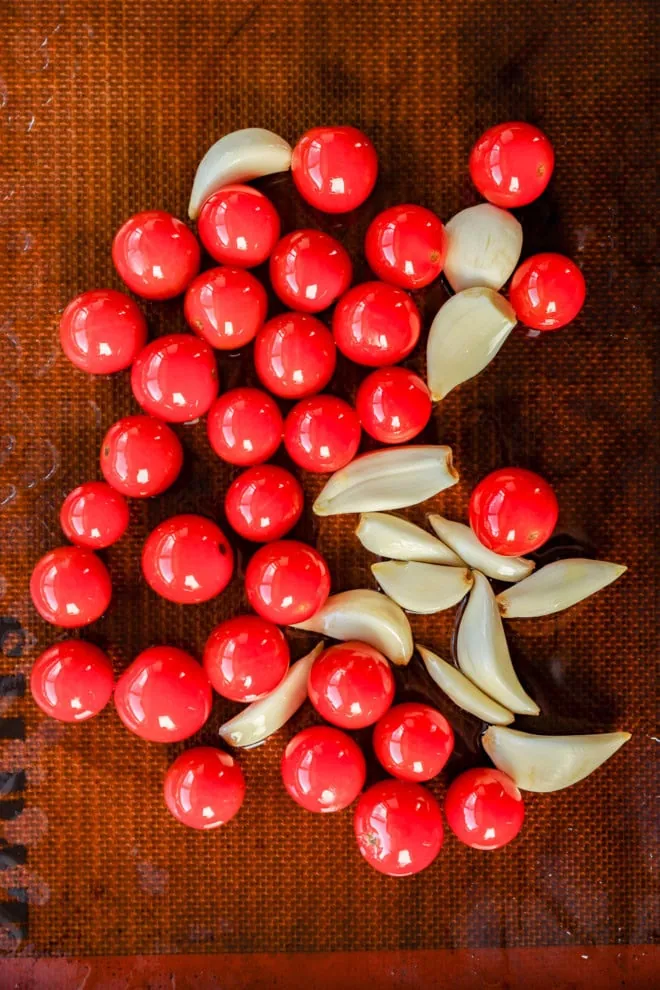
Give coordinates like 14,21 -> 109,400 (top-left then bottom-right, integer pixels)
356,512 -> 462,565
427,513 -> 534,582
497,558 -> 627,618
417,644 -> 514,725
444,203 -> 522,292
372,561 -> 473,615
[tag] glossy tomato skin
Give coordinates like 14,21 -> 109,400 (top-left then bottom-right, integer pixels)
332,282 -> 421,367
469,121 -> 554,208
164,747 -> 245,829
284,395 -> 361,473
197,184 -> 280,267
225,465 -> 303,542
308,641 -> 394,730
30,547 -> 112,628
291,125 -> 378,214
245,540 -> 331,625
207,388 -> 283,466
509,253 -> 586,331
444,768 -> 524,850
469,467 -> 559,555
354,780 -> 444,876
184,266 -> 267,350
203,615 -> 289,702
130,334 -> 218,423
101,416 -> 183,498
253,312 -> 336,399
112,210 -> 200,299
373,703 -> 454,782
269,230 -> 352,313
30,640 -> 114,722
365,204 -> 447,289
114,645 -> 212,742
59,289 -> 147,374
281,726 -> 367,813
60,482 -> 130,548
356,367 -> 432,444
142,514 -> 234,604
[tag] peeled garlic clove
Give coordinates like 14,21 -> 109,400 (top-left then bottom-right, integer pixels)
292,589 -> 413,666
497,558 -> 627,618
483,725 -> 631,792
427,288 -> 517,401
313,446 -> 458,516
356,512 -> 462,565
428,514 -> 534,582
444,203 -> 522,292
417,645 -> 514,725
188,128 -> 292,219
372,561 -> 472,615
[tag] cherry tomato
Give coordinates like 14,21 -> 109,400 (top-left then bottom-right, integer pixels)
308,641 -> 394,730
509,252 -> 586,331
365,204 -> 447,289
207,387 -> 283,466
284,395 -> 361,473
100,415 -> 183,498
245,540 -> 330,625
203,615 -> 289,702
114,646 -> 211,742
373,702 -> 454,782
225,465 -> 303,542
112,210 -> 200,299
60,481 -> 129,549
469,466 -> 559,555
356,367 -> 432,444
469,121 -> 554,208
130,333 -> 218,423
291,125 -> 378,214
197,184 -> 280,267
253,312 -> 336,399
269,230 -> 352,313
30,640 -> 114,722
164,747 -> 245,830
142,514 -> 234,604
332,282 -> 421,366
444,767 -> 524,850
30,547 -> 112,628
281,726 -> 366,813
354,780 -> 444,876
184,266 -> 267,350
59,289 -> 147,374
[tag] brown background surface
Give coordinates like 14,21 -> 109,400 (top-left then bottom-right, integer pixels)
0,0 -> 658,980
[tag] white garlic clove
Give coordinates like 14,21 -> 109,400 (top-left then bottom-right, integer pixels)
372,561 -> 473,615
444,203 -> 522,292
417,644 -> 514,725
427,514 -> 534,582
497,558 -> 627,618
356,512 -> 462,565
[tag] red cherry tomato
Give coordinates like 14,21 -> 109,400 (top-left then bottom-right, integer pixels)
469,121 -> 554,208
269,230 -> 352,313
184,266 -> 267,350
284,395 -> 361,473
60,481 -> 129,549
365,204 -> 447,289
197,184 -> 280,267
245,540 -> 330,625
308,641 -> 394,730
509,252 -> 586,331
203,615 -> 289,702
291,125 -> 378,214
354,780 -> 444,876
444,767 -> 524,850
112,210 -> 200,300
30,640 -> 114,722
30,547 -> 112,628
469,466 -> 559,555
207,387 -> 283,466
114,646 -> 211,742
130,333 -> 218,423
332,282 -> 421,367
164,747 -> 245,830
254,312 -> 336,399
59,289 -> 147,374
281,726 -> 366,813
142,514 -> 234,604
373,702 -> 454,782
225,465 -> 303,542
356,367 -> 432,444
100,415 -> 183,498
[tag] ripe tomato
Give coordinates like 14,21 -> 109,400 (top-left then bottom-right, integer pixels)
30,547 -> 112,628
197,184 -> 280,267
355,366 -> 432,444
509,252 -> 586,330
100,415 -> 183,498
469,466 -> 559,555
253,312 -> 336,399
307,641 -> 394,729
30,640 -> 114,722
365,204 -> 447,289
373,702 -> 454,781
59,289 -> 147,374
130,333 -> 218,423
184,266 -> 267,350
164,747 -> 246,829
225,465 -> 303,542
245,540 -> 330,625
203,615 -> 290,702
444,767 -> 524,850
354,780 -> 444,876
269,230 -> 352,313
283,395 -> 361,473
112,210 -> 200,299
60,481 -> 129,548
207,387 -> 283,466
291,125 -> 378,213
469,121 -> 554,208
281,726 -> 366,812
332,282 -> 421,366
142,514 -> 234,604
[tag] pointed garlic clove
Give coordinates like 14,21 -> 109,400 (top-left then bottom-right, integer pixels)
497,558 -> 627,618
313,445 -> 458,516
426,288 -> 517,401
372,561 -> 473,615
417,644 -> 514,725
444,203 -> 523,292
188,128 -> 292,219
428,513 -> 534,582
356,512 -> 462,565
292,589 -> 413,666
483,725 -> 631,793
